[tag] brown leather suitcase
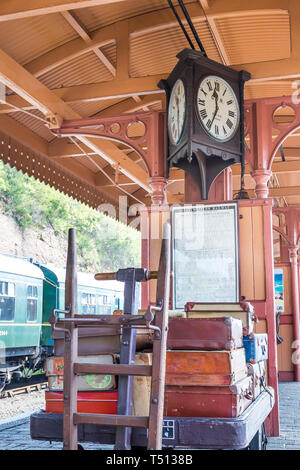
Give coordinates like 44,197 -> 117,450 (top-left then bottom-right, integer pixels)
53,326 -> 121,355
167,317 -> 243,351
166,349 -> 247,386
164,376 -> 253,418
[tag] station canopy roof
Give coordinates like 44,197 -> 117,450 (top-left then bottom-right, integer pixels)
0,0 -> 299,218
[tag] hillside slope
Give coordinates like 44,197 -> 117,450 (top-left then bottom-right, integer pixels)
0,162 -> 141,273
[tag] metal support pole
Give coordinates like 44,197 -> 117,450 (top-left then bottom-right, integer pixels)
115,268 -> 138,450
63,229 -> 78,450
289,245 -> 300,382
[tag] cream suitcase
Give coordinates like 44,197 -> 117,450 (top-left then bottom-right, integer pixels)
45,355 -> 116,391
185,302 -> 257,335
133,352 -> 152,416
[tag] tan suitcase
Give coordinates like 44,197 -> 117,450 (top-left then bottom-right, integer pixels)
133,352 -> 152,416
166,349 -> 248,386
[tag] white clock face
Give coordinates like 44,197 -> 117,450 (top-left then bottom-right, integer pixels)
168,79 -> 186,145
196,75 -> 240,142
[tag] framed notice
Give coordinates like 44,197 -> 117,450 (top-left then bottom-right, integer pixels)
172,203 -> 239,310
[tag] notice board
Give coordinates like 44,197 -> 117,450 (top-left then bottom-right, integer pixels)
172,203 -> 239,309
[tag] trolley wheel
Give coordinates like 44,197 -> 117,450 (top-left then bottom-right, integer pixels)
246,424 -> 268,450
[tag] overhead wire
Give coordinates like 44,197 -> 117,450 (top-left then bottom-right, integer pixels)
69,135 -> 146,206
167,0 -> 195,50
167,0 -> 247,199
177,0 -> 207,55
198,0 -> 228,65
1,100 -> 50,124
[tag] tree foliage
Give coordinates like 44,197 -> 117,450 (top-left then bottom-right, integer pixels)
0,162 -> 141,272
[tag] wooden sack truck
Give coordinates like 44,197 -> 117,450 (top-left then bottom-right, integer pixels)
48,225 -> 170,451
30,223 -> 274,450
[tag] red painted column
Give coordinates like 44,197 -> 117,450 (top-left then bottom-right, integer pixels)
288,244 -> 300,382
262,202 -> 279,436
148,176 -> 167,205
250,169 -> 272,198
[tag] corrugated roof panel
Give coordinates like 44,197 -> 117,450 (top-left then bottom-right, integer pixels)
38,50 -> 115,90
69,98 -> 121,118
75,0 -> 196,32
130,20 -> 221,77
215,12 -> 290,65
0,14 -> 78,65
74,155 -> 106,173
9,110 -> 55,142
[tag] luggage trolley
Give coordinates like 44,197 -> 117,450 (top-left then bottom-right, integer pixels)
30,226 -> 274,450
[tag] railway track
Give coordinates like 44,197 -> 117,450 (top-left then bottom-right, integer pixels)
0,375 -> 48,399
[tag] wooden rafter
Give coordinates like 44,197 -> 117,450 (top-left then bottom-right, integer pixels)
61,10 -> 116,77
0,44 -> 152,195
0,92 -> 164,116
0,76 -> 166,113
0,0 -> 128,22
199,0 -> 231,65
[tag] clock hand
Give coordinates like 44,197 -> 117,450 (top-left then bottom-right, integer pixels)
176,94 -> 180,132
211,86 -> 219,126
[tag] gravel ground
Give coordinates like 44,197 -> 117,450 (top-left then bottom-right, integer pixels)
0,389 -> 45,423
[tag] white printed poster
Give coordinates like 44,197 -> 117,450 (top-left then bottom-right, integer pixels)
172,203 -> 239,310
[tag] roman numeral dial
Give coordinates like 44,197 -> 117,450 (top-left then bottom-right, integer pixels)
196,75 -> 240,142
168,79 -> 186,145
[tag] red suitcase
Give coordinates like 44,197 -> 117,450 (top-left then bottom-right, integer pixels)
167,317 -> 243,351
45,390 -> 118,414
164,376 -> 253,418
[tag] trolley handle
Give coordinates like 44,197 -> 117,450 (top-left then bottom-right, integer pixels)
94,272 -> 118,281
94,270 -> 159,281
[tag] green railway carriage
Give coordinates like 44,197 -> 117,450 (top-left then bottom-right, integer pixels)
0,254 -> 124,390
34,263 -> 124,354
0,253 -> 44,388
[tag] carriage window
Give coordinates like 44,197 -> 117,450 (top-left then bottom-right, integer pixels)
98,295 -> 108,305
27,285 -> 38,322
0,281 -> 15,321
81,293 -> 97,314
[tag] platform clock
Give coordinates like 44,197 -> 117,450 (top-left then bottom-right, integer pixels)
159,49 -> 250,199
167,78 -> 186,145
196,75 -> 240,142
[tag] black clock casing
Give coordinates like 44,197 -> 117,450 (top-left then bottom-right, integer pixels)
159,48 -> 251,199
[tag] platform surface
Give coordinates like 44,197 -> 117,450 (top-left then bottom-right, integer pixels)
0,382 -> 298,450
